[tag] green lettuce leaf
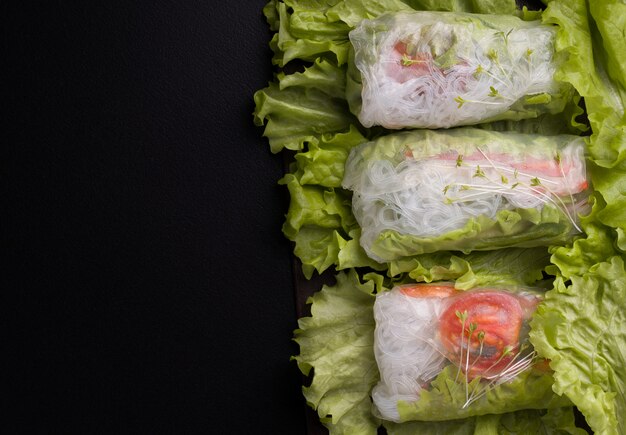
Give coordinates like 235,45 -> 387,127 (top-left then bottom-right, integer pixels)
531,256 -> 626,435
541,0 -> 626,237
327,0 -> 517,29
368,205 -> 576,260
292,270 -> 383,434
520,3 -> 626,434
293,125 -> 366,188
397,365 -> 569,422
264,0 -> 351,66
253,58 -> 362,154
389,247 -> 552,289
280,174 -> 385,277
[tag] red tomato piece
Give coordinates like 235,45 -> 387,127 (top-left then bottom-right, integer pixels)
438,291 -> 524,379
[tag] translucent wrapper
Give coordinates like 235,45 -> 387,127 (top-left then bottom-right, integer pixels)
347,12 -> 574,129
342,129 -> 589,262
373,283 -> 569,422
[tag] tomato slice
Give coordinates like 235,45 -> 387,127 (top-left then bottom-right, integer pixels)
438,291 -> 524,379
400,283 -> 457,299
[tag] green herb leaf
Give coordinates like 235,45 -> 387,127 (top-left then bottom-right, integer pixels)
474,165 -> 486,178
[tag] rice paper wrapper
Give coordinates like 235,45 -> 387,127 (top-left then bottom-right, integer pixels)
342,129 -> 590,262
347,11 -> 574,129
373,283 -> 570,422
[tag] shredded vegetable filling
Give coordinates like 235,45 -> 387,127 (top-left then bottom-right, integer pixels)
343,130 -> 589,262
349,12 -> 567,129
356,146 -> 586,237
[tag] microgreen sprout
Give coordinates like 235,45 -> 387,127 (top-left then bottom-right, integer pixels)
469,331 -> 486,370
485,48 -> 512,86
529,177 -> 583,232
487,86 -> 515,102
472,62 -> 509,87
467,322 -> 477,336
475,345 -> 514,379
488,86 -> 513,101
456,310 -> 468,322
400,53 -> 426,67
474,165 -> 485,178
454,95 -> 501,108
555,152 -> 562,165
456,154 -> 464,167
464,322 -> 477,401
526,48 -> 533,59
454,311 -> 469,384
555,150 -> 580,229
496,29 -> 514,45
476,147 -> 512,185
463,348 -> 538,408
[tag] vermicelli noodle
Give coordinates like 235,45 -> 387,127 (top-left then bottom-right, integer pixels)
372,287 -> 448,422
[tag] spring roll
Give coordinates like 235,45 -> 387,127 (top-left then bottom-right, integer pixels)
347,12 -> 573,129
373,283 -> 568,422
342,129 -> 589,262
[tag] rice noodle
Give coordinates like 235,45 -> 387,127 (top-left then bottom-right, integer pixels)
372,287 -> 448,422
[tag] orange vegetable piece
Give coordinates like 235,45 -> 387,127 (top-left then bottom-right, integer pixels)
400,283 -> 457,299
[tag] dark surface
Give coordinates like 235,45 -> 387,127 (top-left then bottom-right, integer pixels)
8,1 -> 305,433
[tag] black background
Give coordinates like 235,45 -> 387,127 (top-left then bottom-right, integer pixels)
8,1 -> 304,433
